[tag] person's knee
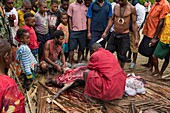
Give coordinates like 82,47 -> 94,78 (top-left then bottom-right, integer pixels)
69,51 -> 74,56
118,54 -> 127,63
40,61 -> 49,72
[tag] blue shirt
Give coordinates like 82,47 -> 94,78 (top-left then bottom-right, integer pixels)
87,0 -> 112,32
17,44 -> 37,77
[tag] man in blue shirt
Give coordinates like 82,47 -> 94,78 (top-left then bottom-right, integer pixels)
87,0 -> 112,55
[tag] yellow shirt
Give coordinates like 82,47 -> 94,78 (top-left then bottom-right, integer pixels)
160,14 -> 170,44
17,10 -> 35,28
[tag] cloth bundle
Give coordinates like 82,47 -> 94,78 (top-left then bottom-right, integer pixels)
125,73 -> 146,96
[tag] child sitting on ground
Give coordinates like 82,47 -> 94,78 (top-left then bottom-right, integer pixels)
16,28 -> 37,90
57,12 -> 69,60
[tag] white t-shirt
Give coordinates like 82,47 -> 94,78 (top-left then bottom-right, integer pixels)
135,3 -> 146,29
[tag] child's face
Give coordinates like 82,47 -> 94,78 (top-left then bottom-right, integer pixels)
23,4 -> 32,13
50,3 -> 58,12
25,17 -> 36,27
5,0 -> 14,11
85,0 -> 92,7
62,1 -> 69,11
21,33 -> 30,44
39,3 -> 47,13
61,15 -> 68,25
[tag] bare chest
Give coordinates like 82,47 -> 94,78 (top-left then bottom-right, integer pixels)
114,6 -> 132,18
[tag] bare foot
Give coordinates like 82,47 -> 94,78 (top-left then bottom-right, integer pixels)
157,76 -> 164,80
82,56 -> 87,61
148,67 -> 153,72
152,71 -> 159,76
156,73 -> 162,79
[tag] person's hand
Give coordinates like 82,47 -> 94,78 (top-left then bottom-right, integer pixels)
9,14 -> 16,20
101,32 -> 107,39
87,32 -> 91,39
11,14 -> 16,20
62,63 -> 66,68
26,74 -> 34,80
134,39 -> 139,48
150,38 -> 158,46
54,64 -> 62,72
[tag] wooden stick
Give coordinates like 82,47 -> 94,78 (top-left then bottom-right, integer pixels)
46,98 -> 70,113
10,65 -> 25,93
30,86 -> 38,98
26,91 -> 34,113
38,81 -> 87,111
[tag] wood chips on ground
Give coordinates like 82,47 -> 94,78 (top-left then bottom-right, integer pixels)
32,69 -> 170,113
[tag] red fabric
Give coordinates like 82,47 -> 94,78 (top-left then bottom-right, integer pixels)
15,25 -> 39,50
22,25 -> 39,49
41,40 -> 62,61
48,40 -> 62,62
52,66 -> 87,85
0,75 -> 25,113
84,48 -> 127,100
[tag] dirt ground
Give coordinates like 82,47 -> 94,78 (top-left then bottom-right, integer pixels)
123,31 -> 170,79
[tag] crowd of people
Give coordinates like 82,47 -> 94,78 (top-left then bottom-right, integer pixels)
0,0 -> 170,112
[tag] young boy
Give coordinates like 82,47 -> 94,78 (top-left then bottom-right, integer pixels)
30,0 -> 39,13
58,0 -> 69,13
47,0 -> 60,38
0,39 -> 25,112
34,1 -> 50,59
152,13 -> 170,79
17,0 -> 35,28
23,12 -> 39,60
16,28 -> 37,90
3,0 -> 19,45
57,12 -> 69,60
15,13 -> 39,61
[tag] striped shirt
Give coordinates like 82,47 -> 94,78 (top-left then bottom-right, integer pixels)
16,44 -> 37,78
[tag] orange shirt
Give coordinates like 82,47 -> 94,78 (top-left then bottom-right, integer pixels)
142,0 -> 170,38
57,23 -> 69,43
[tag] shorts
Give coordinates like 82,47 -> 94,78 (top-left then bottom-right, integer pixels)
106,31 -> 130,62
88,31 -> 108,50
139,35 -> 157,57
129,31 -> 140,53
69,30 -> 87,51
153,41 -> 170,60
62,43 -> 69,53
36,33 -> 50,56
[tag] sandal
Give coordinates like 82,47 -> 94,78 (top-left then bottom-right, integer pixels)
129,63 -> 136,69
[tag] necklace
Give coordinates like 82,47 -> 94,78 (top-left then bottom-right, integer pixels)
118,5 -> 127,25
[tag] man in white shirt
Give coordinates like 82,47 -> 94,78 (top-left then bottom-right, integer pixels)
129,0 -> 145,69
